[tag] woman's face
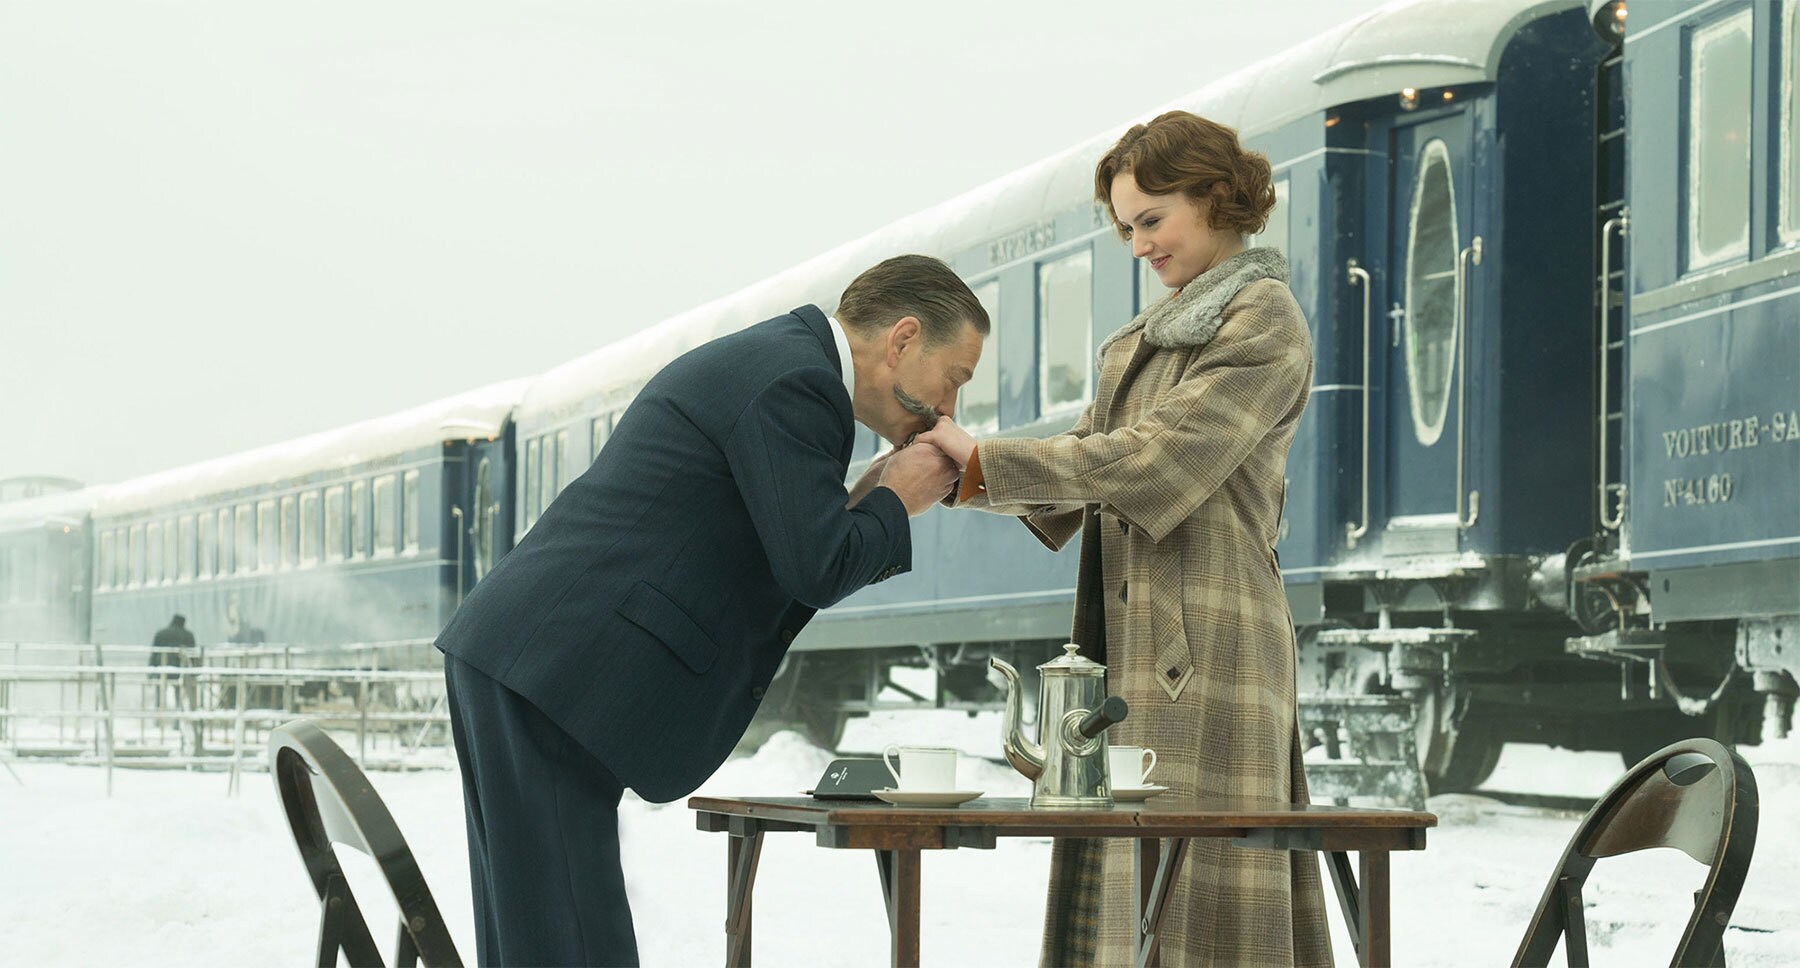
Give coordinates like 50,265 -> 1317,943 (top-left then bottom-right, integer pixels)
1110,171 -> 1235,291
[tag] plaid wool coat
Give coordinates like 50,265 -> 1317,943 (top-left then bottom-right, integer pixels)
957,248 -> 1331,967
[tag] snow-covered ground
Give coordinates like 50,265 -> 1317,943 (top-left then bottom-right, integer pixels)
2,711 -> 1795,966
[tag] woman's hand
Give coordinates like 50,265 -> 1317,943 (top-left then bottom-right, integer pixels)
914,417 -> 975,469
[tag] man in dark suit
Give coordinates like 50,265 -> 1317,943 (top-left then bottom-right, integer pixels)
437,254 -> 988,966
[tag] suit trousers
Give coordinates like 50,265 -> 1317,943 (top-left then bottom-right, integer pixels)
444,654 -> 639,967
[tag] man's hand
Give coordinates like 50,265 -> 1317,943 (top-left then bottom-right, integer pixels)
879,441 -> 959,516
914,416 -> 975,470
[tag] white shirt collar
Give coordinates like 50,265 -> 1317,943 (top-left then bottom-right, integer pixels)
827,315 -> 857,407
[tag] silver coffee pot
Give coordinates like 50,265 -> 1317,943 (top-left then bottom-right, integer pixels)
991,644 -> 1129,808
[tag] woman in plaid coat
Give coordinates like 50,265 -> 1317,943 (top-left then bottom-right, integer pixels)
919,110 -> 1331,967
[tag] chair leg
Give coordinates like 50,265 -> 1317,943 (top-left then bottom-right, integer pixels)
317,872 -> 385,968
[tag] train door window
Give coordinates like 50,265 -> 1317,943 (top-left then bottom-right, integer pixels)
961,279 -> 1001,433
1254,178 -> 1290,257
1782,0 -> 1800,245
473,457 -> 494,582
1686,9 -> 1754,270
350,480 -> 368,559
590,415 -> 611,464
374,476 -> 396,556
1038,247 -> 1094,415
164,519 -> 178,584
147,522 -> 163,585
555,431 -> 570,491
257,501 -> 276,571
280,496 -> 298,569
402,470 -> 421,555
129,524 -> 144,586
199,513 -> 216,578
179,516 -> 196,581
524,437 -> 542,529
325,486 -> 346,562
300,491 -> 321,565
1138,254 -> 1165,313
1404,138 -> 1459,446
99,530 -> 116,589
221,509 -> 236,575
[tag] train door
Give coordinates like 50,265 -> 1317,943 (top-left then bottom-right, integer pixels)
1382,110 -> 1478,551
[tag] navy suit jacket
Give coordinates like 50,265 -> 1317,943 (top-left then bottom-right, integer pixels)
437,306 -> 912,802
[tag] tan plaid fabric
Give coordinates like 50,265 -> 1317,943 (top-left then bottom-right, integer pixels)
960,276 -> 1331,967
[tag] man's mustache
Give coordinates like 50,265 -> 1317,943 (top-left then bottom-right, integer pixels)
893,385 -> 939,431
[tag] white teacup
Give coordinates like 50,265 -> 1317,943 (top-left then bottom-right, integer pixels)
882,744 -> 958,792
1107,745 -> 1158,788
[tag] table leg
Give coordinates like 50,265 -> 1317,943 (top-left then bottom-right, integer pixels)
1134,837 -> 1189,968
1324,850 -> 1362,966
725,830 -> 764,968
1357,850 -> 1391,968
1134,838 -> 1158,959
884,848 -> 921,968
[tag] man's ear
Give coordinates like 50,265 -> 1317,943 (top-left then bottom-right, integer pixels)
886,316 -> 922,366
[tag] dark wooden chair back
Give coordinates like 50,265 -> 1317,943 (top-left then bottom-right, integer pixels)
269,720 -> 463,968
1512,737 -> 1757,967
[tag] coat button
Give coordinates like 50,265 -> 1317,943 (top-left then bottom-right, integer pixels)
1118,519 -> 1129,534
751,686 -> 765,701
781,629 -> 796,645
1118,582 -> 1128,602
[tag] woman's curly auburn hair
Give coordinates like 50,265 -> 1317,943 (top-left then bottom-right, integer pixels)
1093,110 -> 1276,238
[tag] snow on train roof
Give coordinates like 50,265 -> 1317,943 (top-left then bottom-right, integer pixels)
0,488 -> 99,534
521,0 -> 1579,420
93,378 -> 529,520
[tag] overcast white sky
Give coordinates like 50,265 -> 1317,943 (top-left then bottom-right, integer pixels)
3,0 -> 1389,487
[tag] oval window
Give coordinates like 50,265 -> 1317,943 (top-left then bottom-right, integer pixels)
1405,139 -> 1459,446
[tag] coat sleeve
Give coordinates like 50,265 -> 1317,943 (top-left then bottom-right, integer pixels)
975,302 -> 1309,544
952,394 -> 1098,551
722,365 -> 912,608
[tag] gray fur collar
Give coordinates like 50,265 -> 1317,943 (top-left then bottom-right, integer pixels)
1099,246 -> 1288,360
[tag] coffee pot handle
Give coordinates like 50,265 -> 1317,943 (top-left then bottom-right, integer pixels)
1076,696 -> 1129,738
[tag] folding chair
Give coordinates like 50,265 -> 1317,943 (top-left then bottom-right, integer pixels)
1513,737 -> 1758,967
270,720 -> 463,967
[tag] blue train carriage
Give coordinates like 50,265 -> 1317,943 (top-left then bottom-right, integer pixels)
0,488 -> 97,646
86,379 -> 524,656
1568,0 -> 1800,753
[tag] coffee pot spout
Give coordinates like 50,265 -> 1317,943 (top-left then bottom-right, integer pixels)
989,657 -> 1045,780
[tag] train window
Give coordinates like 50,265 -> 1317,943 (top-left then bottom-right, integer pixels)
257,501 -> 276,571
147,522 -> 163,585
165,519 -> 179,584
1138,255 -> 1164,313
1405,138 -> 1460,447
473,458 -> 494,582
325,486 -> 346,562
1686,9 -> 1754,269
236,505 -> 254,574
1038,248 -> 1094,414
590,416 -> 611,464
374,476 -> 396,556
129,524 -> 143,587
403,470 -> 421,554
350,480 -> 368,559
180,516 -> 196,581
1783,1 -> 1800,244
1255,178 -> 1290,257
300,491 -> 321,565
555,431 -> 570,491
99,530 -> 116,589
219,509 -> 235,575
199,513 -> 215,578
961,280 -> 1001,433
524,437 -> 542,528
280,496 -> 298,568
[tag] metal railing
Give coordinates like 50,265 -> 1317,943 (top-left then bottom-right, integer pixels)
0,641 -> 452,795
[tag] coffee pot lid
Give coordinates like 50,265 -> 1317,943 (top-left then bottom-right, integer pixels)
1037,642 -> 1105,675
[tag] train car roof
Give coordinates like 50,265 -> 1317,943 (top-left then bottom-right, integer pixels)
93,377 -> 529,519
520,0 -> 1579,421
0,488 -> 99,534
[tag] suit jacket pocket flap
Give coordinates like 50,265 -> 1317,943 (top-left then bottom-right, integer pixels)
617,581 -> 718,674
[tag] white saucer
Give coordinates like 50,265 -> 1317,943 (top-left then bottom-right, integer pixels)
871,788 -> 983,807
1111,784 -> 1169,802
